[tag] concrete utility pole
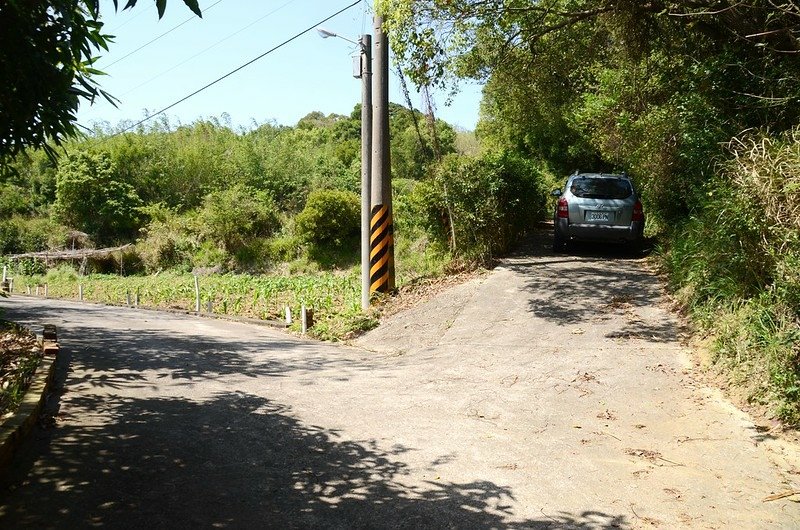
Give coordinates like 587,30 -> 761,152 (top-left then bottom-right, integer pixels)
316,28 -> 373,310
369,14 -> 395,295
359,34 -> 372,310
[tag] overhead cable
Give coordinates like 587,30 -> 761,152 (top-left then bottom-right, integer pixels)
102,0 -> 226,69
112,0 -> 361,136
114,0 -> 299,100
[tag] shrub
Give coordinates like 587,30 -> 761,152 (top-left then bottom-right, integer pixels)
45,264 -> 79,283
198,185 -> 281,255
661,127 -> 800,425
136,205 -> 199,272
295,189 -> 360,248
413,151 -> 548,265
0,216 -> 70,255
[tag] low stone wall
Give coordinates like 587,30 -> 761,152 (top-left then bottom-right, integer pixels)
0,326 -> 59,472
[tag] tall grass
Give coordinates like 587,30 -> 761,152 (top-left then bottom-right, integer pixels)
662,127 -> 800,424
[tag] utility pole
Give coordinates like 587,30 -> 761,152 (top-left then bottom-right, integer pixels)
359,34 -> 372,310
370,14 -> 395,295
317,28 -> 373,310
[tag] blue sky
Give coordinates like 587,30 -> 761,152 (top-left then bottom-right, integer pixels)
77,0 -> 483,131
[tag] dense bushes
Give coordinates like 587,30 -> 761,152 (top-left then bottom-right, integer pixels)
663,128 -> 800,423
295,189 -> 360,248
0,216 -> 69,254
413,151 -> 548,265
53,151 -> 143,244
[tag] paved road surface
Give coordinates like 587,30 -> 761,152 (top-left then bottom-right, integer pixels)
1,230 -> 798,528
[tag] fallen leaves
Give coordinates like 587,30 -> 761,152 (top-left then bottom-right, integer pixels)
624,448 -> 685,467
0,321 -> 43,416
597,409 -> 617,421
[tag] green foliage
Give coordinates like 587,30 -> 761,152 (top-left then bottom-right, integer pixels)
414,151 -> 548,265
53,150 -> 143,243
295,189 -> 360,249
198,185 -> 280,255
663,128 -> 800,425
0,0 -> 200,163
14,269 -> 366,339
45,263 -> 79,284
0,217 -> 70,255
136,204 -> 199,272
389,102 -> 457,180
385,0 -> 800,225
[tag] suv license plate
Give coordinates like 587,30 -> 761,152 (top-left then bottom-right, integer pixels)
587,211 -> 610,222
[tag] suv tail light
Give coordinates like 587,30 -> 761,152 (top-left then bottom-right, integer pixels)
632,200 -> 644,222
557,197 -> 569,219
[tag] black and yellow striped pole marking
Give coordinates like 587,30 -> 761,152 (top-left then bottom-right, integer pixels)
370,204 -> 393,295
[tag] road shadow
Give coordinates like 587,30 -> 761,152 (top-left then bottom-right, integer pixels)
0,299 -> 630,528
1,301 -> 374,391
504,229 -> 678,344
1,390 -> 630,529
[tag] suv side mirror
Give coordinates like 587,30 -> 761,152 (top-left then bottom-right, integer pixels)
550,189 -> 562,197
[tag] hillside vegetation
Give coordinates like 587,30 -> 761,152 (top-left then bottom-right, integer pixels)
0,106 -> 550,338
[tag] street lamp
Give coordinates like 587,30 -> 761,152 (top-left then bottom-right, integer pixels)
317,28 -> 372,311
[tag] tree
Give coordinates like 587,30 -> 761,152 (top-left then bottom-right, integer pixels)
198,185 -> 281,255
53,150 -> 143,243
381,0 -> 800,222
295,189 -> 360,248
0,0 -> 201,165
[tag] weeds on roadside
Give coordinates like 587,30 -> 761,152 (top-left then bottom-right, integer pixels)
0,321 -> 42,418
661,127 -> 800,425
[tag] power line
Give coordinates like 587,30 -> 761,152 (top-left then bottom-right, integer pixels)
112,0 -> 361,136
102,0 -> 226,70
104,2 -> 155,34
113,0 -> 299,101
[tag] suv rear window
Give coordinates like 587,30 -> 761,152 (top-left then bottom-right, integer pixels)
569,177 -> 632,200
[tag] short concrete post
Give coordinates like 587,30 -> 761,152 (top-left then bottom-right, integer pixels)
126,291 -> 131,306
301,304 -> 314,334
206,299 -> 213,313
135,289 -> 140,307
79,284 -> 83,301
27,285 -> 31,295
2,265 -> 6,282
35,285 -> 39,296
44,284 -> 48,298
194,275 -> 200,313
8,278 -> 13,292
284,306 -> 292,325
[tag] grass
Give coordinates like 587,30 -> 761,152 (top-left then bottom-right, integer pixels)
15,267 -> 373,340
9,217 -> 460,342
659,127 -> 800,426
0,321 -> 42,419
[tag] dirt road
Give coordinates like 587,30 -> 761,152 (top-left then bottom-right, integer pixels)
1,229 -> 798,528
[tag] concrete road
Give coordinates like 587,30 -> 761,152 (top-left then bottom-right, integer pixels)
1,230 -> 798,528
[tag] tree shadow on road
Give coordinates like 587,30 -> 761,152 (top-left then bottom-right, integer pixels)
504,230 -> 679,344
1,390 -> 630,529
2,301 -> 377,392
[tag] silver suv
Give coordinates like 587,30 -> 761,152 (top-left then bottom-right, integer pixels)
551,172 -> 644,251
